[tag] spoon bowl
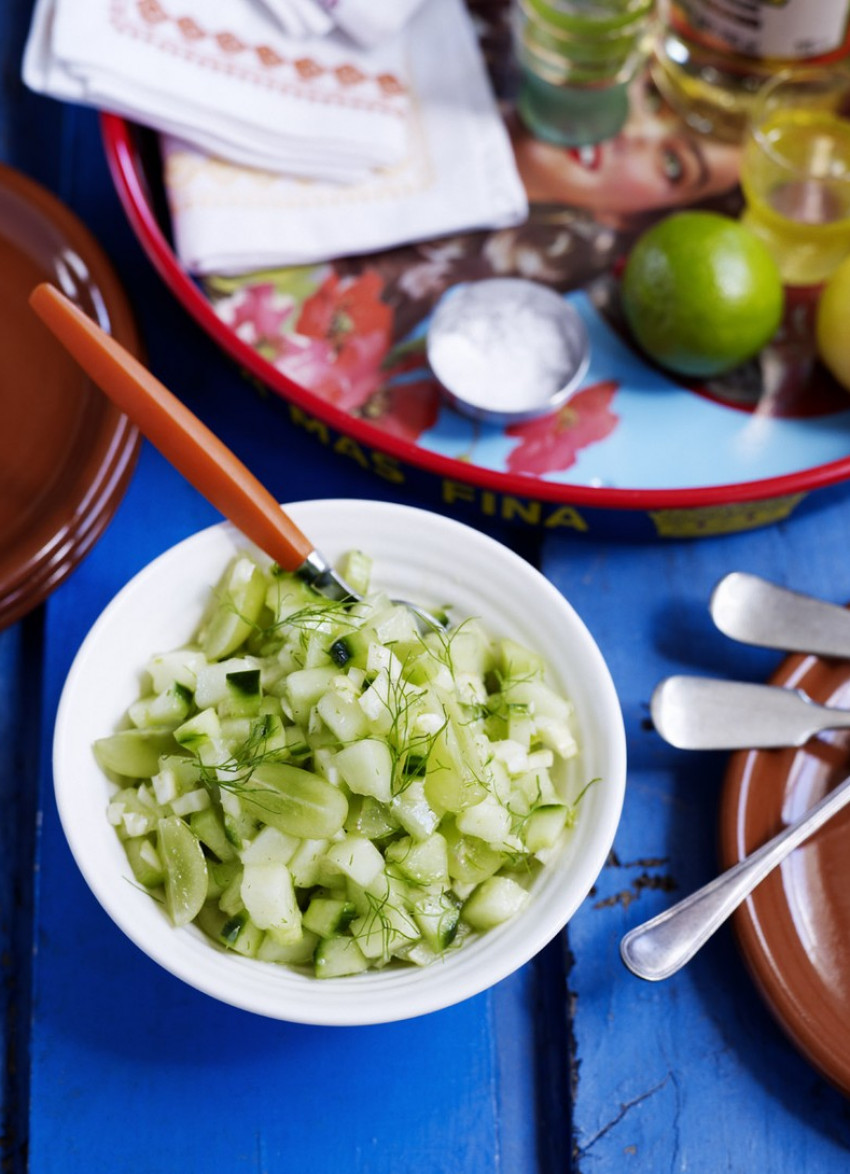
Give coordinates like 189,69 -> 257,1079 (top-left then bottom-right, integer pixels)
710,571 -> 850,658
651,674 -> 850,750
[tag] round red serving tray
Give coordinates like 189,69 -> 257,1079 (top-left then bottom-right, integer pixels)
100,113 -> 850,541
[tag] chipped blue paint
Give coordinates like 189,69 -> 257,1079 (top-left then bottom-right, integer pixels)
545,522 -> 850,1172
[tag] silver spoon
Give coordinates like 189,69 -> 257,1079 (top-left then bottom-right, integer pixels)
651,675 -> 850,750
710,571 -> 850,658
620,772 -> 850,981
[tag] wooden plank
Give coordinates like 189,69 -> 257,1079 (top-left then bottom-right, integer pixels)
540,491 -> 850,1171
1,0 -> 64,192
0,625 -> 22,1143
0,617 -> 42,1173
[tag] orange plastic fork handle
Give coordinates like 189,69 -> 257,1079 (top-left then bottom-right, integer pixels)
29,282 -> 313,571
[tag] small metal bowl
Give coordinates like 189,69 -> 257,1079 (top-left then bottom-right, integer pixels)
426,277 -> 590,426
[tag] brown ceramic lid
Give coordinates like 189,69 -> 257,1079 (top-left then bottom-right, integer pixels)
719,649 -> 850,1095
0,162 -> 141,627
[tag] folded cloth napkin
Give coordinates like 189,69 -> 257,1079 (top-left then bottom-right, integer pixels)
261,0 -> 430,46
23,0 -> 410,181
252,0 -> 334,39
161,0 -> 527,274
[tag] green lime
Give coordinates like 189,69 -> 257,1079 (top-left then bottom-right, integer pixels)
621,211 -> 784,378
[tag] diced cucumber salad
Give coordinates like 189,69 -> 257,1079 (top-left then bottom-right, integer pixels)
96,551 -> 594,978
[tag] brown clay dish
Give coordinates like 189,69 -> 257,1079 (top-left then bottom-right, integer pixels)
0,163 -> 141,628
719,649 -> 850,1095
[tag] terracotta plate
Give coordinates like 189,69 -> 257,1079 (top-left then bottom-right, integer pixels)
719,650 -> 850,1095
0,163 -> 141,628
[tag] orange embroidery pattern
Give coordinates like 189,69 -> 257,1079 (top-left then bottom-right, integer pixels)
121,0 -> 408,105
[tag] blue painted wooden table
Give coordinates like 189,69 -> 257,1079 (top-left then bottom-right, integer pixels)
4,4 -> 850,1169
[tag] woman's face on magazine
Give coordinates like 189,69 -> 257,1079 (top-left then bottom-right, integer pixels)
510,81 -> 741,217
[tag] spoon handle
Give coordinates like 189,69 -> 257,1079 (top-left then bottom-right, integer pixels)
650,675 -> 850,750
29,283 -> 313,571
620,773 -> 850,981
710,571 -> 850,658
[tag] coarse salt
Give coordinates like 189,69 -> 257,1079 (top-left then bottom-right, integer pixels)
426,278 -> 588,420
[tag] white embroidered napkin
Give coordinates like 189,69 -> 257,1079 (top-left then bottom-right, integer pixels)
252,0 -> 334,39
261,0 -> 430,46
322,0 -> 431,47
162,0 -> 527,275
23,0 -> 410,182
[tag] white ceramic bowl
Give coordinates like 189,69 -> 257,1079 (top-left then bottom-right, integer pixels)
54,500 -> 626,1025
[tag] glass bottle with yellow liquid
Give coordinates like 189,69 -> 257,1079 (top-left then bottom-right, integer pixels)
653,0 -> 850,141
739,67 -> 850,285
